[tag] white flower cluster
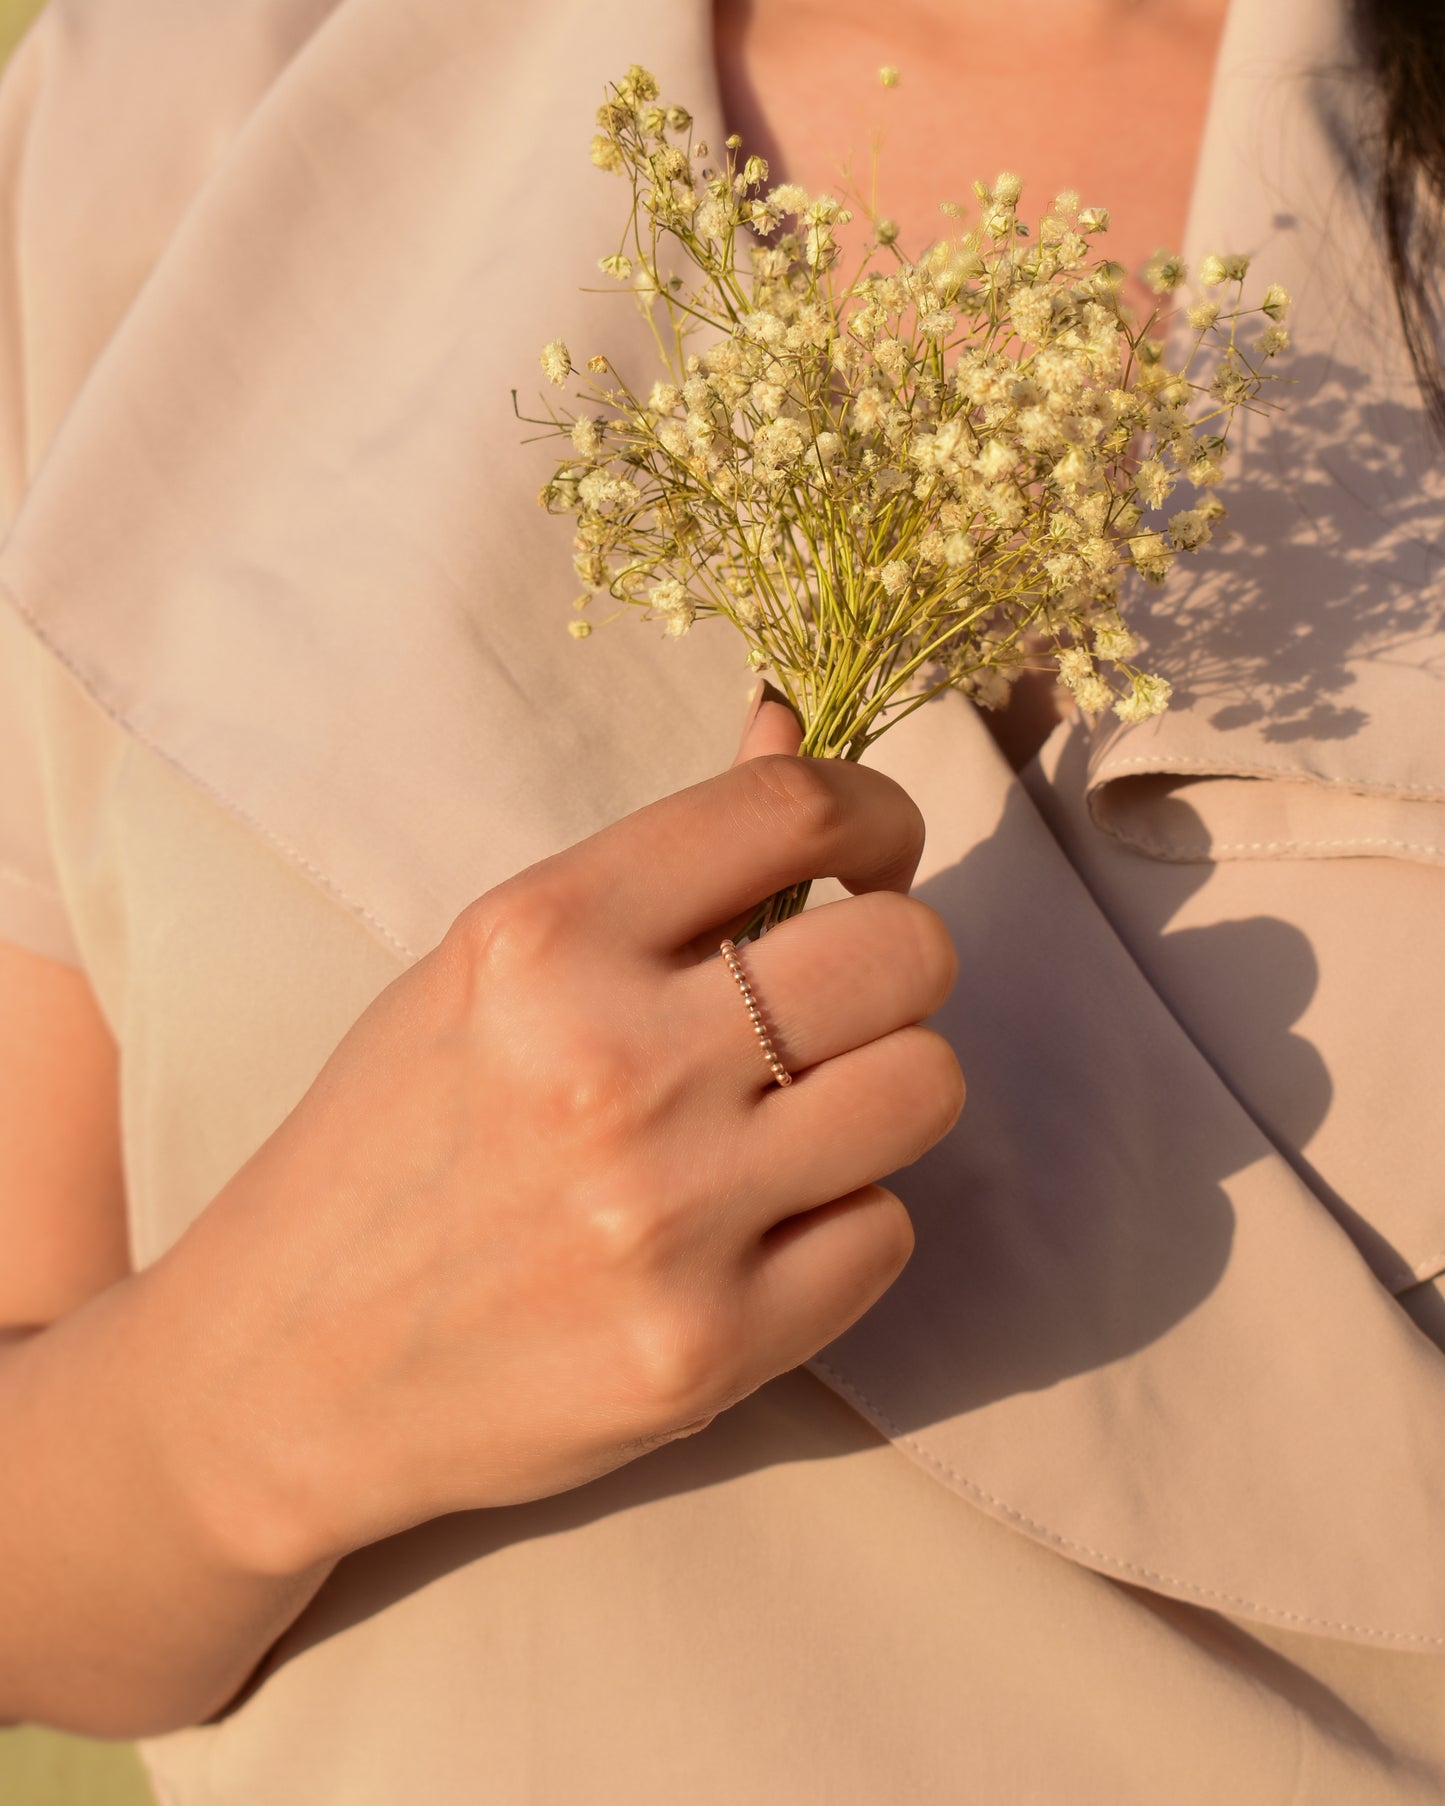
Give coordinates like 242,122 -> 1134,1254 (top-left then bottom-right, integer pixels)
530,65 -> 1291,758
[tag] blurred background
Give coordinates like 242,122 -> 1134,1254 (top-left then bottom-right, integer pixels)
0,0 -> 157,1800
0,0 -> 41,56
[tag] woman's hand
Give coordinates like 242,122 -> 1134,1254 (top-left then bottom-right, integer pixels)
144,691 -> 964,1576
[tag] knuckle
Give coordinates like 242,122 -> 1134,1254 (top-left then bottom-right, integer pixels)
622,1300 -> 734,1418
449,871 -> 578,992
542,1033 -> 651,1157
743,754 -> 845,846
573,1180 -> 671,1272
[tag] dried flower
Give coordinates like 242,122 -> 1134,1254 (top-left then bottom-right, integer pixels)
539,339 -> 572,386
1144,250 -> 1188,294
525,68 -> 1290,934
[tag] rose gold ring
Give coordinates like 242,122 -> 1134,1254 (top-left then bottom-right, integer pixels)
719,937 -> 793,1088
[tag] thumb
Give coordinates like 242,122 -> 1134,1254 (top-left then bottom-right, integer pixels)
732,678 -> 803,766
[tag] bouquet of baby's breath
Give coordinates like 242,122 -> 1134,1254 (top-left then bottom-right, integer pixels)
525,64 -> 1291,938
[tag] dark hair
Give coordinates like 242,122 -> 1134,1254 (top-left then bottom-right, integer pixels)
1353,0 -> 1445,433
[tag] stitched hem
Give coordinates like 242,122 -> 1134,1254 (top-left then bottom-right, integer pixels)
808,1355 -> 1445,1647
1093,751 -> 1445,801
0,577 -> 419,963
1095,823 -> 1445,863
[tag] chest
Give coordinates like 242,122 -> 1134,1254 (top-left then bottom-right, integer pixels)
713,0 -> 1231,309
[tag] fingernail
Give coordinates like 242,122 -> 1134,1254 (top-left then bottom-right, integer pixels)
741,677 -> 766,732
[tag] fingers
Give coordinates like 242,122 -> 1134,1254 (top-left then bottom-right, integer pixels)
732,682 -> 803,766
736,1183 -> 917,1380
559,754 -> 927,954
678,890 -> 958,1096
740,1024 -> 966,1220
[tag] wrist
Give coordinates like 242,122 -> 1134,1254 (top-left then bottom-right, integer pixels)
123,1221 -> 342,1583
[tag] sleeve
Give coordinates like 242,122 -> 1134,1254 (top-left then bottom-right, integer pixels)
0,8 -> 82,967
0,605 -> 80,966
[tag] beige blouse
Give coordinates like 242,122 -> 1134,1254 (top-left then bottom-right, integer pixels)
3,0 -> 1445,1799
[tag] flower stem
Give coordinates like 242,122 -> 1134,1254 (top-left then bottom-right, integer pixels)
734,876 -> 814,945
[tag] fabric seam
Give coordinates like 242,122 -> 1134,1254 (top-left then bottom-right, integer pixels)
1091,752 -> 1445,800
0,577 -> 419,963
1097,826 -> 1444,861
809,1356 -> 1445,1646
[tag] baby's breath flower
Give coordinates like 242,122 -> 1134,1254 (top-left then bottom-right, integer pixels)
768,183 -> 809,216
976,439 -> 1016,483
656,418 -> 689,458
851,386 -> 886,432
577,469 -> 640,513
879,65 -> 900,88
1115,672 -> 1173,723
591,134 -> 625,175
1131,530 -> 1174,582
874,336 -> 911,379
540,339 -> 572,386
753,415 -> 806,469
1074,673 -> 1115,714
1056,646 -> 1093,688
619,64 -> 659,104
570,416 -> 602,457
1167,507 -> 1213,550
530,65 -> 1289,886
1009,288 -> 1054,345
1209,356 -> 1251,405
1092,620 -> 1138,661
1198,253 -> 1228,286
567,619 -> 593,639
1144,250 -> 1188,294
1133,458 -> 1174,509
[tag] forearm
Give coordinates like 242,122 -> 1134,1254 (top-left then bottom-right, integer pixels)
0,1261 -> 336,1737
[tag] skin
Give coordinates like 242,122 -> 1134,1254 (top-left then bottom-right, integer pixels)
0,0 -> 1227,1735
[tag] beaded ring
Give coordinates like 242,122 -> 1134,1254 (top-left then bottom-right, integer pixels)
718,937 -> 792,1088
